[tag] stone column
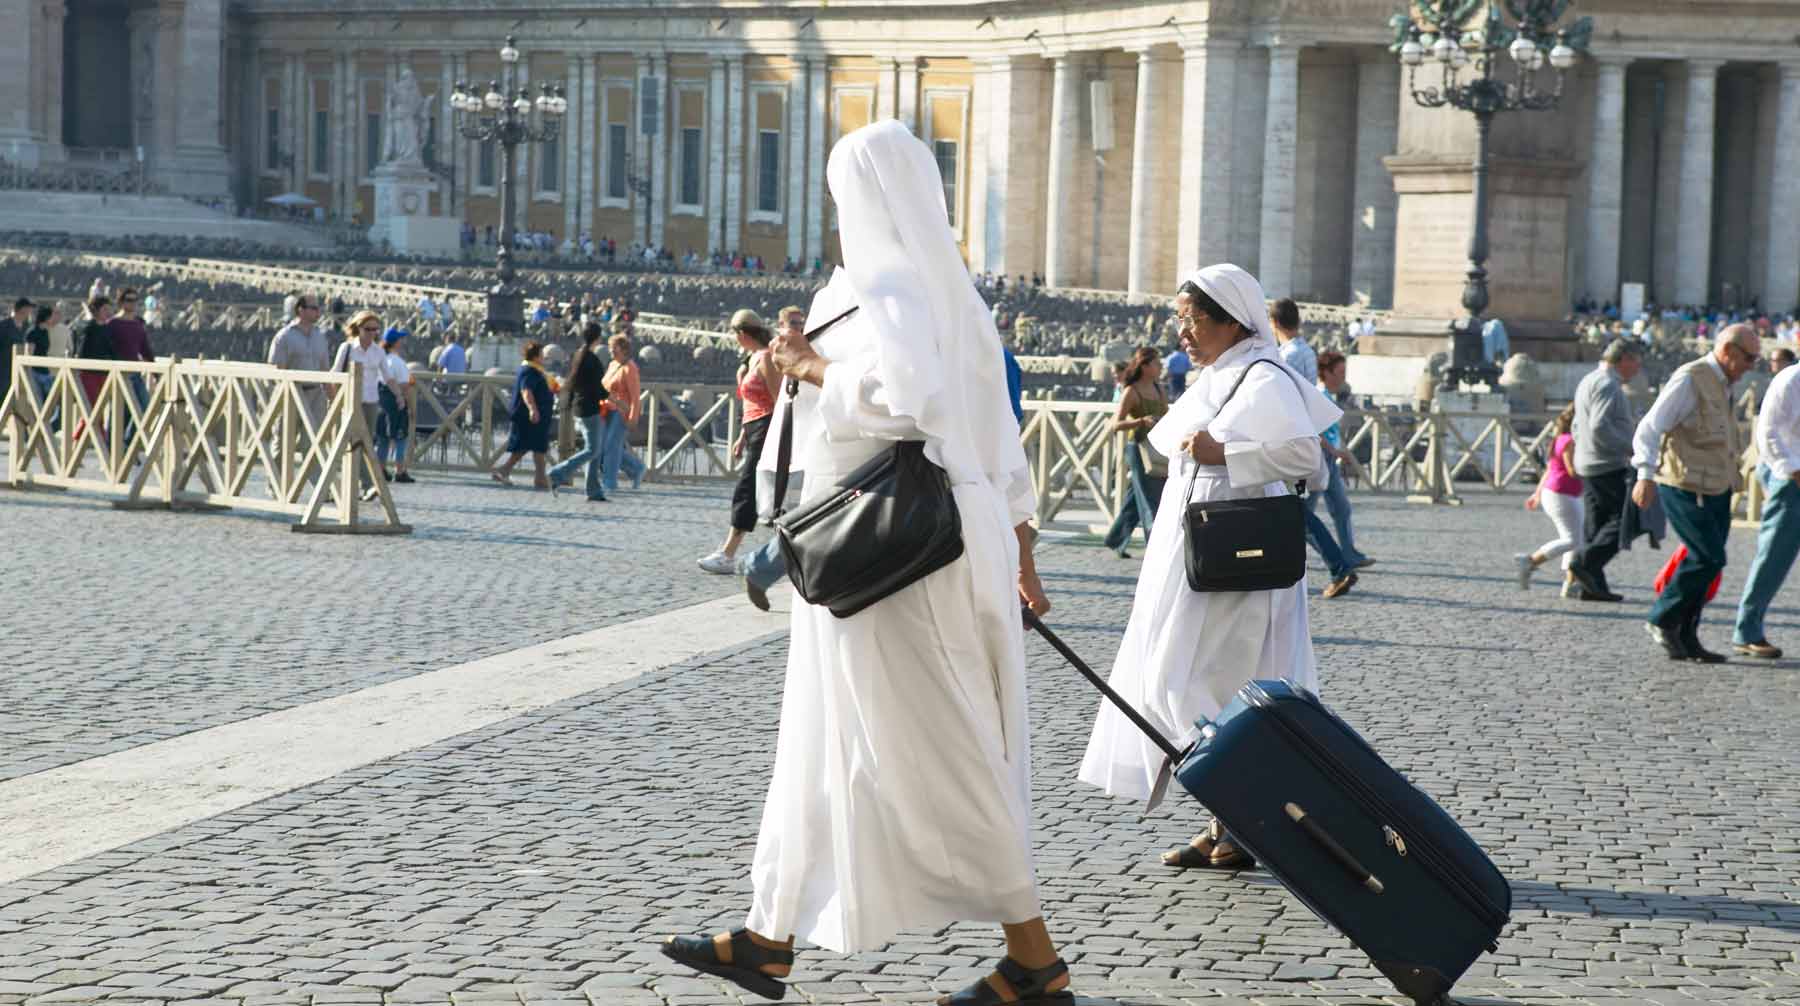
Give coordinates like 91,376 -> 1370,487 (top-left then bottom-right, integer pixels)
1675,59 -> 1722,306
724,55 -> 745,252
0,1 -> 36,149
1584,55 -> 1631,306
563,55 -> 583,242
172,0 -> 230,194
649,53 -> 669,250
40,1 -> 66,160
440,57 -> 456,214
1349,53 -> 1399,309
633,55 -> 652,243
155,0 -> 185,169
981,55 -> 1049,280
1176,39 -> 1239,280
707,58 -> 726,253
785,61 -> 809,266
334,51 -> 351,214
1765,62 -> 1800,313
805,59 -> 828,266
1258,41 -> 1301,298
285,52 -> 303,194
1127,47 -> 1169,299
579,53 -> 599,242
897,57 -> 918,134
1044,53 -> 1082,289
877,58 -> 898,120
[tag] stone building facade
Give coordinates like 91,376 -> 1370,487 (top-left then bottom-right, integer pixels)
6,0 -> 1799,319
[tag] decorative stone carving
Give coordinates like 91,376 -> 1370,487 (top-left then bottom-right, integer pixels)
382,67 -> 434,167
1498,352 -> 1546,413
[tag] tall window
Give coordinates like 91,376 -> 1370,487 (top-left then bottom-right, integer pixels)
539,137 -> 560,192
265,108 -> 280,171
606,123 -> 628,199
933,139 -> 959,227
365,112 -> 382,174
312,108 -> 330,175
679,127 -> 702,207
756,129 -> 780,214
477,140 -> 496,188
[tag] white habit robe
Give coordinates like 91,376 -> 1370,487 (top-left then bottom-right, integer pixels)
746,121 -> 1042,954
1079,334 -> 1338,801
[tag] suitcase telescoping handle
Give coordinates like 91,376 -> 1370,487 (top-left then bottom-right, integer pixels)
1021,606 -> 1186,763
1285,802 -> 1384,894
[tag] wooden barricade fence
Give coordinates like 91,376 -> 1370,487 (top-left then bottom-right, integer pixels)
1,355 -> 409,533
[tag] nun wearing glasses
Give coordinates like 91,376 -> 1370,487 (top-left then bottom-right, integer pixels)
661,120 -> 1072,1006
1078,264 -> 1341,871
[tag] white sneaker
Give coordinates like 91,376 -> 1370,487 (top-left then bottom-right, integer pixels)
1513,553 -> 1535,591
1560,575 -> 1579,598
698,551 -> 737,575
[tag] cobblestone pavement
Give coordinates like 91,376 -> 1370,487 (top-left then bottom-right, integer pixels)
0,477 -> 743,781
2,486 -> 1798,1006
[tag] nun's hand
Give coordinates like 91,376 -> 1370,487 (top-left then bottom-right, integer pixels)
1181,429 -> 1226,465
771,328 -> 829,387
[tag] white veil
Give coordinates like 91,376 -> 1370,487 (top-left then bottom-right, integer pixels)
1148,263 -> 1342,459
822,119 -> 1028,494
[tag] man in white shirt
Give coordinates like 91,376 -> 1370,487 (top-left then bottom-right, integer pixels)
1631,324 -> 1761,662
1732,356 -> 1800,658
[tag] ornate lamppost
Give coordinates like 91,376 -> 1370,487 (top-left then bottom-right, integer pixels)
1393,1 -> 1588,389
448,37 -> 567,338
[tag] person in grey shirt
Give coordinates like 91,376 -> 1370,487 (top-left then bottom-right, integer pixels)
1565,339 -> 1642,601
267,293 -> 331,426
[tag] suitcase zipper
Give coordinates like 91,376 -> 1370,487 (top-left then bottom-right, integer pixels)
1246,685 -> 1508,935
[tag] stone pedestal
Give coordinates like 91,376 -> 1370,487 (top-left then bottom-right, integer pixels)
367,164 -> 460,258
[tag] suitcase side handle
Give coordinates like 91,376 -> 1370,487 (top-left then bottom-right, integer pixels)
1285,802 -> 1384,895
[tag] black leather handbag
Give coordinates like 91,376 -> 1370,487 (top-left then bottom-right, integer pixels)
1181,358 -> 1309,593
767,306 -> 965,618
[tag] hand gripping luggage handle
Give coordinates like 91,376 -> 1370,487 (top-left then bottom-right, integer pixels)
1285,802 -> 1384,894
1021,606 -> 1186,763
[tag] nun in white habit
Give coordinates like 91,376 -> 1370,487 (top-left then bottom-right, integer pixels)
663,120 -> 1074,1006
1077,264 -> 1341,870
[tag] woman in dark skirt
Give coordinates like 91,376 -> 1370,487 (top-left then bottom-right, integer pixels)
492,340 -> 557,489
697,307 -> 783,575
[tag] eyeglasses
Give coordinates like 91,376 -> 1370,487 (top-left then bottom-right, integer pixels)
1728,342 -> 1761,364
785,318 -> 806,329
361,324 -> 381,333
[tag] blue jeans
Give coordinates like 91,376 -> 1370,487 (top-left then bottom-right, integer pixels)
740,537 -> 788,591
599,410 -> 645,492
374,388 -> 408,468
1735,466 -> 1800,645
1305,506 -> 1352,580
550,412 -> 606,498
1103,443 -> 1165,552
1308,455 -> 1366,565
1648,483 -> 1733,628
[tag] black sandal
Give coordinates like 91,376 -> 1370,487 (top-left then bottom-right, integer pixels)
937,956 -> 1075,1005
661,928 -> 793,1001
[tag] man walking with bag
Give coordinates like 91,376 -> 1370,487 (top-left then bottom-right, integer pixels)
1634,325 -> 1760,662
1566,340 -> 1641,602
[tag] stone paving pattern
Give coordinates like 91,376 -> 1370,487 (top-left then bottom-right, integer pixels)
1,480 -> 1798,1005
0,479 -> 738,781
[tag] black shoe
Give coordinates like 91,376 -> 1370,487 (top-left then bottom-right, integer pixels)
1647,622 -> 1692,661
661,929 -> 792,1001
1568,562 -> 1605,597
381,468 -> 393,483
586,493 -> 608,502
745,578 -> 770,612
393,472 -> 416,484
1681,614 -> 1727,664
1577,588 -> 1625,603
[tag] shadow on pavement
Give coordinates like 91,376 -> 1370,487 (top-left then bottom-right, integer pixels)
1513,879 -> 1800,934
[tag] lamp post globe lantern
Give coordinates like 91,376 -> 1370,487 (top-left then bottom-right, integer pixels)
449,35 -> 568,340
1389,1 -> 1591,390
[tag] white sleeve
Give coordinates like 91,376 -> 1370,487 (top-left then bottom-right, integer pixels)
815,356 -> 926,443
1003,467 -> 1037,527
1221,436 -> 1325,490
1759,375 -> 1800,481
1631,370 -> 1696,481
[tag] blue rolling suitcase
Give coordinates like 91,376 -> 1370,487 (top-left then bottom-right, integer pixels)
1025,610 -> 1509,1006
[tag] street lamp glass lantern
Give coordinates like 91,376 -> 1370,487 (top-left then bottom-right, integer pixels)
1526,46 -> 1546,71
1400,38 -> 1425,66
513,96 -> 532,115
1449,44 -> 1469,69
484,86 -> 504,110
1550,40 -> 1577,70
1508,35 -> 1537,65
1432,35 -> 1457,63
500,38 -> 520,64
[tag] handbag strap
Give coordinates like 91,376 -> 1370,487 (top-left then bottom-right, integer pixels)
769,304 -> 862,522
1179,356 -> 1311,513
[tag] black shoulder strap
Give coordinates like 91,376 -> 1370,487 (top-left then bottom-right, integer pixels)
768,305 -> 861,521
1179,357 -> 1311,511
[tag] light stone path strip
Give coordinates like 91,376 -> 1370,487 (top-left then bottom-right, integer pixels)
0,592 -> 786,886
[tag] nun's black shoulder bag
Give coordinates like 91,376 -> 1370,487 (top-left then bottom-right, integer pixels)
767,305 -> 964,619
1181,358 -> 1310,593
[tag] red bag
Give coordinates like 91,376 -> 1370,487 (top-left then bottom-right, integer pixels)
1653,545 -> 1721,602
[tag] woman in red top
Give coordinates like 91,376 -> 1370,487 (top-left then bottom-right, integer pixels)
1517,404 -> 1585,595
698,307 -> 786,575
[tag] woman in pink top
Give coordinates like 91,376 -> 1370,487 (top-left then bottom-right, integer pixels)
599,330 -> 646,493
698,307 -> 787,575
1516,403 -> 1585,594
